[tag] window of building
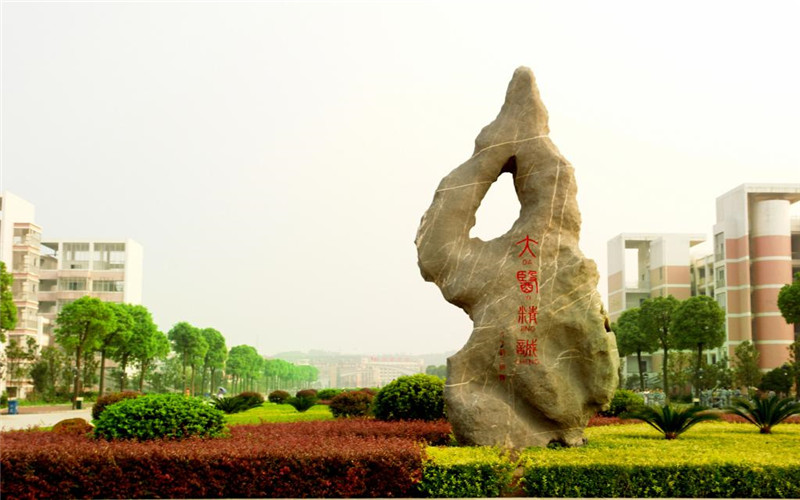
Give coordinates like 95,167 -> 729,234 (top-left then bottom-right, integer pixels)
92,280 -> 124,292
59,278 -> 87,291
63,243 -> 90,269
93,242 -> 126,270
716,292 -> 726,311
714,233 -> 725,261
716,268 -> 725,288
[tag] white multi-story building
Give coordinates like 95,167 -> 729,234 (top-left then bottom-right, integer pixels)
0,191 -> 144,397
1,192 -> 49,397
38,239 -> 143,340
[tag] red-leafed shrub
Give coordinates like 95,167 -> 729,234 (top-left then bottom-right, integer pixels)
0,421 -> 430,499
295,388 -> 318,399
330,390 -> 374,418
719,413 -> 800,425
268,390 -> 290,404
91,391 -> 141,420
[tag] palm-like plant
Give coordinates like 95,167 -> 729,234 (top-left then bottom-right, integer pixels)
725,395 -> 800,434
623,404 -> 720,440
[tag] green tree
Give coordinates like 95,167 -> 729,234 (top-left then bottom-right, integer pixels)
167,322 -> 206,395
119,305 -> 167,391
613,308 -> 657,391
778,274 -> 800,398
226,345 -> 261,392
5,337 -> 37,389
200,328 -> 227,395
667,351 -> 693,397
639,295 -> 680,398
777,272 -> 800,325
671,295 -> 726,396
425,365 -> 447,379
0,261 -> 17,342
55,296 -> 115,404
759,364 -> 794,396
788,341 -> 800,398
733,340 -> 762,389
39,345 -> 71,398
96,303 -> 134,396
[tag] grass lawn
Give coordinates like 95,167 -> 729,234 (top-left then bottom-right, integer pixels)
517,421 -> 800,466
224,402 -> 333,425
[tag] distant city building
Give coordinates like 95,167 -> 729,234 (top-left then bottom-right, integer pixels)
282,353 -> 426,388
608,183 -> 800,383
0,191 -> 144,398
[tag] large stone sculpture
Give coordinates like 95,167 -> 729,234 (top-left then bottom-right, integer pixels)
415,67 -> 618,448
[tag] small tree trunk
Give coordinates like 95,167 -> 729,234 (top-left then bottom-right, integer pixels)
636,350 -> 645,391
120,354 -> 129,391
190,364 -> 196,396
662,342 -> 669,401
695,343 -> 704,397
98,348 -> 107,397
73,344 -> 83,408
138,360 -> 148,392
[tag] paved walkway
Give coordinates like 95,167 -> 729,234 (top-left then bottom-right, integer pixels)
0,407 -> 93,430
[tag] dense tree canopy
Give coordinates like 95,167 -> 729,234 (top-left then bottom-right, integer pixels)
733,340 -> 761,389
55,296 -> 115,402
778,272 -> 800,326
0,261 -> 17,342
168,322 -> 207,394
639,295 -> 680,397
671,295 -> 726,395
614,307 -> 657,391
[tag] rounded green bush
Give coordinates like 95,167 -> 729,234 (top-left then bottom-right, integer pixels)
373,374 -> 445,421
268,390 -> 290,404
317,388 -> 343,401
91,391 -> 141,421
93,393 -> 226,440
330,390 -> 373,418
601,389 -> 644,417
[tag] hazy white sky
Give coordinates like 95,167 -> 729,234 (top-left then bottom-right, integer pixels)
2,1 -> 799,356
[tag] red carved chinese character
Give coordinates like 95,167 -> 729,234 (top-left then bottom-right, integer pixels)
515,235 -> 539,258
516,270 -> 539,294
517,306 -> 538,324
516,339 -> 538,357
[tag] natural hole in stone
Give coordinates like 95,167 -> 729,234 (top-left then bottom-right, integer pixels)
469,157 -> 521,241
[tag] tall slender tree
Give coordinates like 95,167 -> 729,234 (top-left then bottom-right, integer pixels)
200,328 -> 227,395
639,295 -> 680,398
614,307 -> 657,391
55,296 -> 114,405
168,322 -> 205,394
733,340 -> 762,390
671,295 -> 726,396
0,261 -> 17,343
96,303 -> 134,396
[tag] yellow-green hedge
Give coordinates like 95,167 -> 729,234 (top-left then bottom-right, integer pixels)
424,422 -> 800,498
419,447 -> 515,498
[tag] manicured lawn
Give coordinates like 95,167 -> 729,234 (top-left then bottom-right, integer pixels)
224,402 -> 333,425
519,421 -> 800,466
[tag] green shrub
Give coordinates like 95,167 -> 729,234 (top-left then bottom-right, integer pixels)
235,391 -> 265,409
287,396 -> 317,413
330,390 -> 373,418
725,395 -> 800,433
212,395 -> 250,414
0,390 -> 7,408
268,390 -> 290,404
622,404 -> 720,439
600,389 -> 644,417
91,391 -> 141,420
317,388 -> 343,401
419,447 -> 514,498
93,394 -> 226,440
374,374 -> 444,421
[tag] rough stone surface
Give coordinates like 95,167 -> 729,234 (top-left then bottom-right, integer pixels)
52,417 -> 94,435
415,67 -> 619,449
